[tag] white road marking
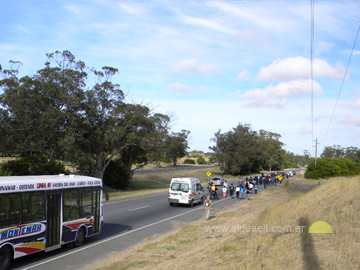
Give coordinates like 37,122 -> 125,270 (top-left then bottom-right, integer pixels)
128,205 -> 149,212
20,197 -> 231,270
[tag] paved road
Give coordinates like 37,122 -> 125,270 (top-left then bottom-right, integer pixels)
10,181 -> 275,270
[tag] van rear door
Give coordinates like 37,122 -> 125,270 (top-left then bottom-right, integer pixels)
170,181 -> 190,204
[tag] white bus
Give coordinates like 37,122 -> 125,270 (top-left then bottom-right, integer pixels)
0,174 -> 103,270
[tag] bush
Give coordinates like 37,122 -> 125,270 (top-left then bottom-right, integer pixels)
284,159 -> 299,169
196,156 -> 207,164
305,157 -> 360,179
103,159 -> 132,189
2,155 -> 68,175
183,159 -> 196,164
0,166 -> 12,176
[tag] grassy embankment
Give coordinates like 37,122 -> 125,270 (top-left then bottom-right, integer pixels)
105,166 -> 237,201
89,172 -> 360,270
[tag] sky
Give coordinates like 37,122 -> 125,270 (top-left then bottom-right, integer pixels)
1,0 -> 360,156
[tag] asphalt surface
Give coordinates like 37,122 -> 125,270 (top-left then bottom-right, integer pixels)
10,181 -> 276,270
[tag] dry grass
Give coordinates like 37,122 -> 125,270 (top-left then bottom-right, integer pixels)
88,173 -> 360,270
0,157 -> 17,164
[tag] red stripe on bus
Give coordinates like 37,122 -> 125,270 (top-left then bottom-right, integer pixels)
15,247 -> 41,254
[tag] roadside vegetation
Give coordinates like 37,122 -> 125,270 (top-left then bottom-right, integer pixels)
305,157 -> 360,179
89,172 -> 360,270
105,167 -> 237,201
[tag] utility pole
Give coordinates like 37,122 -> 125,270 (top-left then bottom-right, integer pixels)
314,138 -> 319,167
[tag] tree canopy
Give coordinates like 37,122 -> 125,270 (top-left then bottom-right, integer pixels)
210,123 -> 286,175
0,51 -> 187,187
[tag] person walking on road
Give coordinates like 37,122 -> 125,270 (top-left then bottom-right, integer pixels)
235,185 -> 240,199
229,183 -> 235,198
240,185 -> 244,200
246,183 -> 251,200
222,185 -> 227,198
211,184 -> 219,200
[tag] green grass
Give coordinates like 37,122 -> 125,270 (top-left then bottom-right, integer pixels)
105,167 -> 240,201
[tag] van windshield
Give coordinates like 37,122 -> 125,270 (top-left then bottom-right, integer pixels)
171,183 -> 189,193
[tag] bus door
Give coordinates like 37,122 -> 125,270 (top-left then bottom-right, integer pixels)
45,192 -> 61,251
93,189 -> 101,233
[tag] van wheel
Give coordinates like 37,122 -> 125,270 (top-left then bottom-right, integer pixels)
189,200 -> 194,208
0,246 -> 11,270
169,202 -> 174,206
74,227 -> 86,247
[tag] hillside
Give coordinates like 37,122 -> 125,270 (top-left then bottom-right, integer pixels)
88,173 -> 360,270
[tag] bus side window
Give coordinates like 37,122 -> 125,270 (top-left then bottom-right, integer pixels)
63,189 -> 80,221
22,191 -> 45,223
0,194 -> 21,228
79,188 -> 93,218
0,195 -> 8,228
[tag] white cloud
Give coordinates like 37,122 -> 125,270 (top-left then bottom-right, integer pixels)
299,126 -> 312,135
356,98 -> 360,108
173,59 -> 218,76
117,2 -> 143,15
180,13 -> 237,35
237,30 -> 262,42
237,70 -> 249,80
239,79 -> 323,108
167,82 -> 208,94
207,1 -> 299,32
257,56 -> 345,82
315,41 -> 334,56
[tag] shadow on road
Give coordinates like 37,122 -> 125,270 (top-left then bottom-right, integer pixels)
10,223 -> 132,270
91,223 -> 132,240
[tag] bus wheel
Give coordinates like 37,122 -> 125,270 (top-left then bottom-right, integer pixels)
74,228 -> 86,247
0,246 -> 11,270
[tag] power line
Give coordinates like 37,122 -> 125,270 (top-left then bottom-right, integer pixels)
310,0 -> 315,153
325,22 -> 360,138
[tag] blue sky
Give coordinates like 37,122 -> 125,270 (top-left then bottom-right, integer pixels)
1,0 -> 360,155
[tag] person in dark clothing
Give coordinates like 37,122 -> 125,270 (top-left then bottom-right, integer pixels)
263,176 -> 267,189
229,183 -> 235,198
246,183 -> 251,200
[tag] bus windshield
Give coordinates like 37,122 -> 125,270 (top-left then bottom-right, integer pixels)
171,183 -> 189,193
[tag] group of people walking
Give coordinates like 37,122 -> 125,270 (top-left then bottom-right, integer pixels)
209,171 -> 289,201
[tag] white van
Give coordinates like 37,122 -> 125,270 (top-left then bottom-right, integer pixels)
168,177 -> 204,207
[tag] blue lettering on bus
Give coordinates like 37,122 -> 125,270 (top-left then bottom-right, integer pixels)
0,224 -> 43,241
1,231 -> 7,239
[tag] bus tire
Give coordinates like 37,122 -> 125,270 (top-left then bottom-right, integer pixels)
0,246 -> 12,270
74,227 -> 86,247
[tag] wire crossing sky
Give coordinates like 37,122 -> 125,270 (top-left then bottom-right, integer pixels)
1,0 -> 360,155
